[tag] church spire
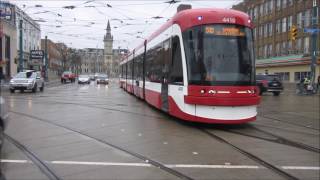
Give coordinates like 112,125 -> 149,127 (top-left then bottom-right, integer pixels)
107,20 -> 111,31
104,20 -> 113,40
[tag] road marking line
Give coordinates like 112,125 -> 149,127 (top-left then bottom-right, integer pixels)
282,166 -> 320,170
1,159 -> 319,170
50,161 -> 152,167
165,165 -> 260,169
0,160 -> 30,163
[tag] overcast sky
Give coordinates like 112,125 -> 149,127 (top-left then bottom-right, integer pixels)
9,0 -> 241,50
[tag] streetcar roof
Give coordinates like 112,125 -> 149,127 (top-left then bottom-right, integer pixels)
121,8 -> 251,65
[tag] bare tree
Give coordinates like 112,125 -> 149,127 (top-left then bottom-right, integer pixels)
55,43 -> 70,74
69,49 -> 82,75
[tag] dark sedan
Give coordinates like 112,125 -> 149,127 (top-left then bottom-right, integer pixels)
256,74 -> 284,96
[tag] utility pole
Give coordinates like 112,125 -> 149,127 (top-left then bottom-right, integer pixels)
310,0 -> 318,90
44,36 -> 48,81
18,19 -> 23,72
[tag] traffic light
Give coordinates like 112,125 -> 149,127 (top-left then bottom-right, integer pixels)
290,25 -> 297,41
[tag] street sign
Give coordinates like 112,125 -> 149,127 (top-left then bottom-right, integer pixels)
30,50 -> 44,59
304,28 -> 320,33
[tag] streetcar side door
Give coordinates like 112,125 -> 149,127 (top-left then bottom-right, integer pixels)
161,39 -> 171,112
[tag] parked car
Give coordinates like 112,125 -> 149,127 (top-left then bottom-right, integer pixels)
61,71 -> 76,83
78,75 -> 90,84
96,74 -> 109,85
256,74 -> 283,96
9,70 -> 44,93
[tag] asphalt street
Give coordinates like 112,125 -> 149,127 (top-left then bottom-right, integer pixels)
0,80 -> 319,180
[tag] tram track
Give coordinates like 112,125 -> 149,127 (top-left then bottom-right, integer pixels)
7,97 -> 162,120
4,134 -> 62,180
200,129 -> 300,180
252,123 -> 319,136
259,114 -> 319,130
225,125 -> 320,153
25,97 -> 319,153
9,110 -> 194,180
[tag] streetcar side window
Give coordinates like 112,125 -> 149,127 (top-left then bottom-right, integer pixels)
134,54 -> 143,81
146,43 -> 163,83
169,36 -> 183,85
127,61 -> 132,79
125,63 -> 127,79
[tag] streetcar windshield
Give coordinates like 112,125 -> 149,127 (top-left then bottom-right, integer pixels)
183,24 -> 255,86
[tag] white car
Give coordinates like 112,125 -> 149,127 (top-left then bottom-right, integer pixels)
9,70 -> 44,93
78,75 -> 90,84
96,74 -> 109,85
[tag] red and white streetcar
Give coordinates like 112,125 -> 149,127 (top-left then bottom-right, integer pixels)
119,8 -> 260,124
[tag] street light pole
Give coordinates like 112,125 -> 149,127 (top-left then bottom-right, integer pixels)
18,19 -> 23,72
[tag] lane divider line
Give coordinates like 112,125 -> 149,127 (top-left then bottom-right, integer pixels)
1,159 -> 319,170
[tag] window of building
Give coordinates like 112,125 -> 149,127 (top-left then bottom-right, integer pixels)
276,19 -> 281,33
259,47 -> 263,58
268,23 -> 273,36
287,16 -> 292,29
282,17 -> 287,32
304,37 -> 310,54
264,2 -> 268,15
253,28 -> 256,40
305,9 -> 311,27
260,4 -> 264,16
268,0 -> 273,13
297,12 -> 304,28
282,41 -> 287,55
260,26 -> 263,37
264,45 -> 268,57
288,41 -> 292,54
288,0 -> 293,6
251,8 -> 255,20
5,36 -> 11,59
282,0 -> 287,8
295,71 -> 311,81
276,0 -> 281,9
296,38 -> 302,53
275,72 -> 290,81
268,44 -> 273,57
275,43 -> 280,56
254,7 -> 258,19
264,24 -> 268,37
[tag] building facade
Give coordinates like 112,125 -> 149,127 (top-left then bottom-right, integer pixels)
0,2 -> 18,79
232,0 -> 319,83
0,1 -> 41,78
79,48 -> 105,74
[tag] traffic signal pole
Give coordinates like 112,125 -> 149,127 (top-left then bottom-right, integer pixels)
310,0 -> 318,88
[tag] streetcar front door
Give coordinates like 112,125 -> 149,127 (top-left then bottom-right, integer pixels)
161,40 -> 170,112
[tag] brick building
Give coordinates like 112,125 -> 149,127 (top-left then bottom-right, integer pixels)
41,39 -> 63,76
232,0 -> 319,82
